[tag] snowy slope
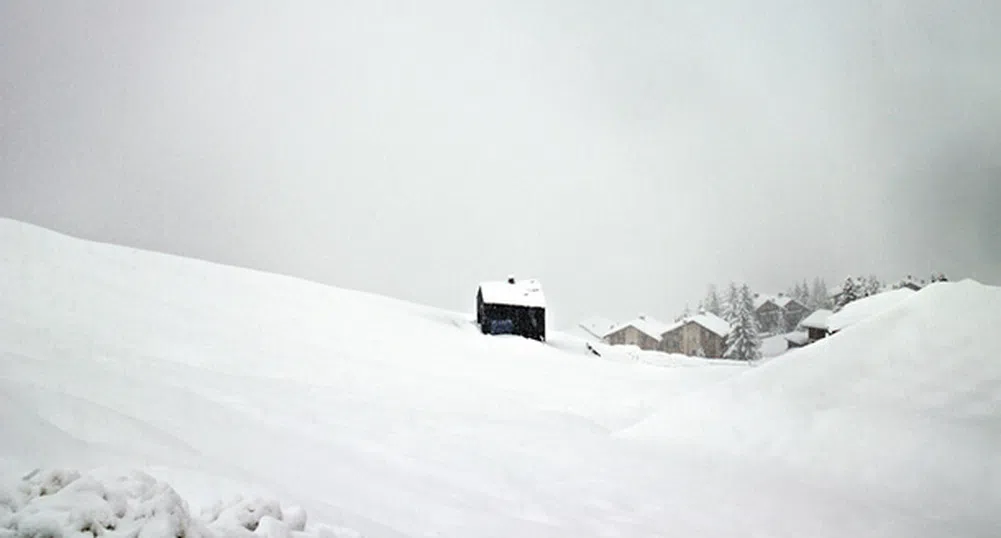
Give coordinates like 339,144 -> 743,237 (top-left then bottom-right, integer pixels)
1,218 -> 999,537
827,287 -> 915,332
623,280 -> 1001,529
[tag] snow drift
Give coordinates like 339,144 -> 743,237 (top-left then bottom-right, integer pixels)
1,218 -> 999,537
622,279 -> 1001,526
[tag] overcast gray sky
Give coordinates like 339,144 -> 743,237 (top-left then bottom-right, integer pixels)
2,1 -> 999,326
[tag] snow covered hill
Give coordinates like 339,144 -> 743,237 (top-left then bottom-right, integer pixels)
623,279 -> 1001,527
1,218 -> 999,537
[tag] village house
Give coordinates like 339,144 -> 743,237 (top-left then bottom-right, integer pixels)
602,315 -> 672,351
754,293 -> 811,334
659,313 -> 731,358
753,295 -> 784,333
602,313 -> 731,358
476,276 -> 546,342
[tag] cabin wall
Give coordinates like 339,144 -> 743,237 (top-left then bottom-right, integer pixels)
480,303 -> 545,341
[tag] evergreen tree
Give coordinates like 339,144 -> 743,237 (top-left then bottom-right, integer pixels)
809,277 -> 831,310
676,303 -> 692,322
789,282 -> 804,304
725,284 -> 761,361
799,279 -> 811,305
864,275 -> 882,297
722,282 -> 740,324
703,284 -> 723,316
835,276 -> 860,311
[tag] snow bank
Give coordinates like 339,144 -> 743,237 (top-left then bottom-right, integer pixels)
827,287 -> 915,332
0,469 -> 358,538
622,280 -> 1001,527
2,218 -> 998,536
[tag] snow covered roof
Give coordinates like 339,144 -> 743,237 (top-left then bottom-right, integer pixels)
478,277 -> 546,308
578,317 -> 617,339
687,313 -> 731,337
605,316 -> 673,341
784,331 -> 810,345
754,294 -> 802,310
799,309 -> 832,330
827,288 -> 915,333
773,296 -> 801,308
659,312 -> 731,338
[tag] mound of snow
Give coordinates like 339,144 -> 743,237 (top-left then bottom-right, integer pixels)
621,280 -> 1001,527
0,469 -> 355,538
828,287 -> 916,332
2,219 -> 999,536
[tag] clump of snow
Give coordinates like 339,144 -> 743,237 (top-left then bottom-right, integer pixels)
761,332 -> 800,357
0,469 -> 355,538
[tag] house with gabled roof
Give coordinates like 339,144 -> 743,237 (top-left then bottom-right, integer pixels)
602,315 -> 672,351
754,293 -> 811,334
659,312 -> 731,358
576,317 -> 617,342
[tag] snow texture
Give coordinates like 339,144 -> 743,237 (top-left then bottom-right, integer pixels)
623,279 -> 1001,534
0,469 -> 330,538
827,287 -> 916,333
477,277 -> 546,308
1,218 -> 999,537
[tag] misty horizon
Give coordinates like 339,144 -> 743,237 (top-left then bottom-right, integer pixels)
2,1 -> 999,326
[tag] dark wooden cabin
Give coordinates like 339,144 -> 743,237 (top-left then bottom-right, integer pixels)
476,276 -> 546,342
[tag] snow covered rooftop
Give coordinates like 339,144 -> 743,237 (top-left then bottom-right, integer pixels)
754,294 -> 801,310
784,331 -> 810,345
799,309 -> 832,330
685,313 -> 731,337
578,317 -> 616,339
827,288 -> 916,333
773,296 -> 799,308
478,277 -> 546,308
605,316 -> 673,341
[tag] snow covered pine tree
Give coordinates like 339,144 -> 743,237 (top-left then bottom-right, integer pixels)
723,282 -> 740,326
835,276 -> 860,311
703,284 -> 723,317
724,284 -> 762,361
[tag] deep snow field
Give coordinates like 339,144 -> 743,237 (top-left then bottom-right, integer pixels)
1,219 -> 999,537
